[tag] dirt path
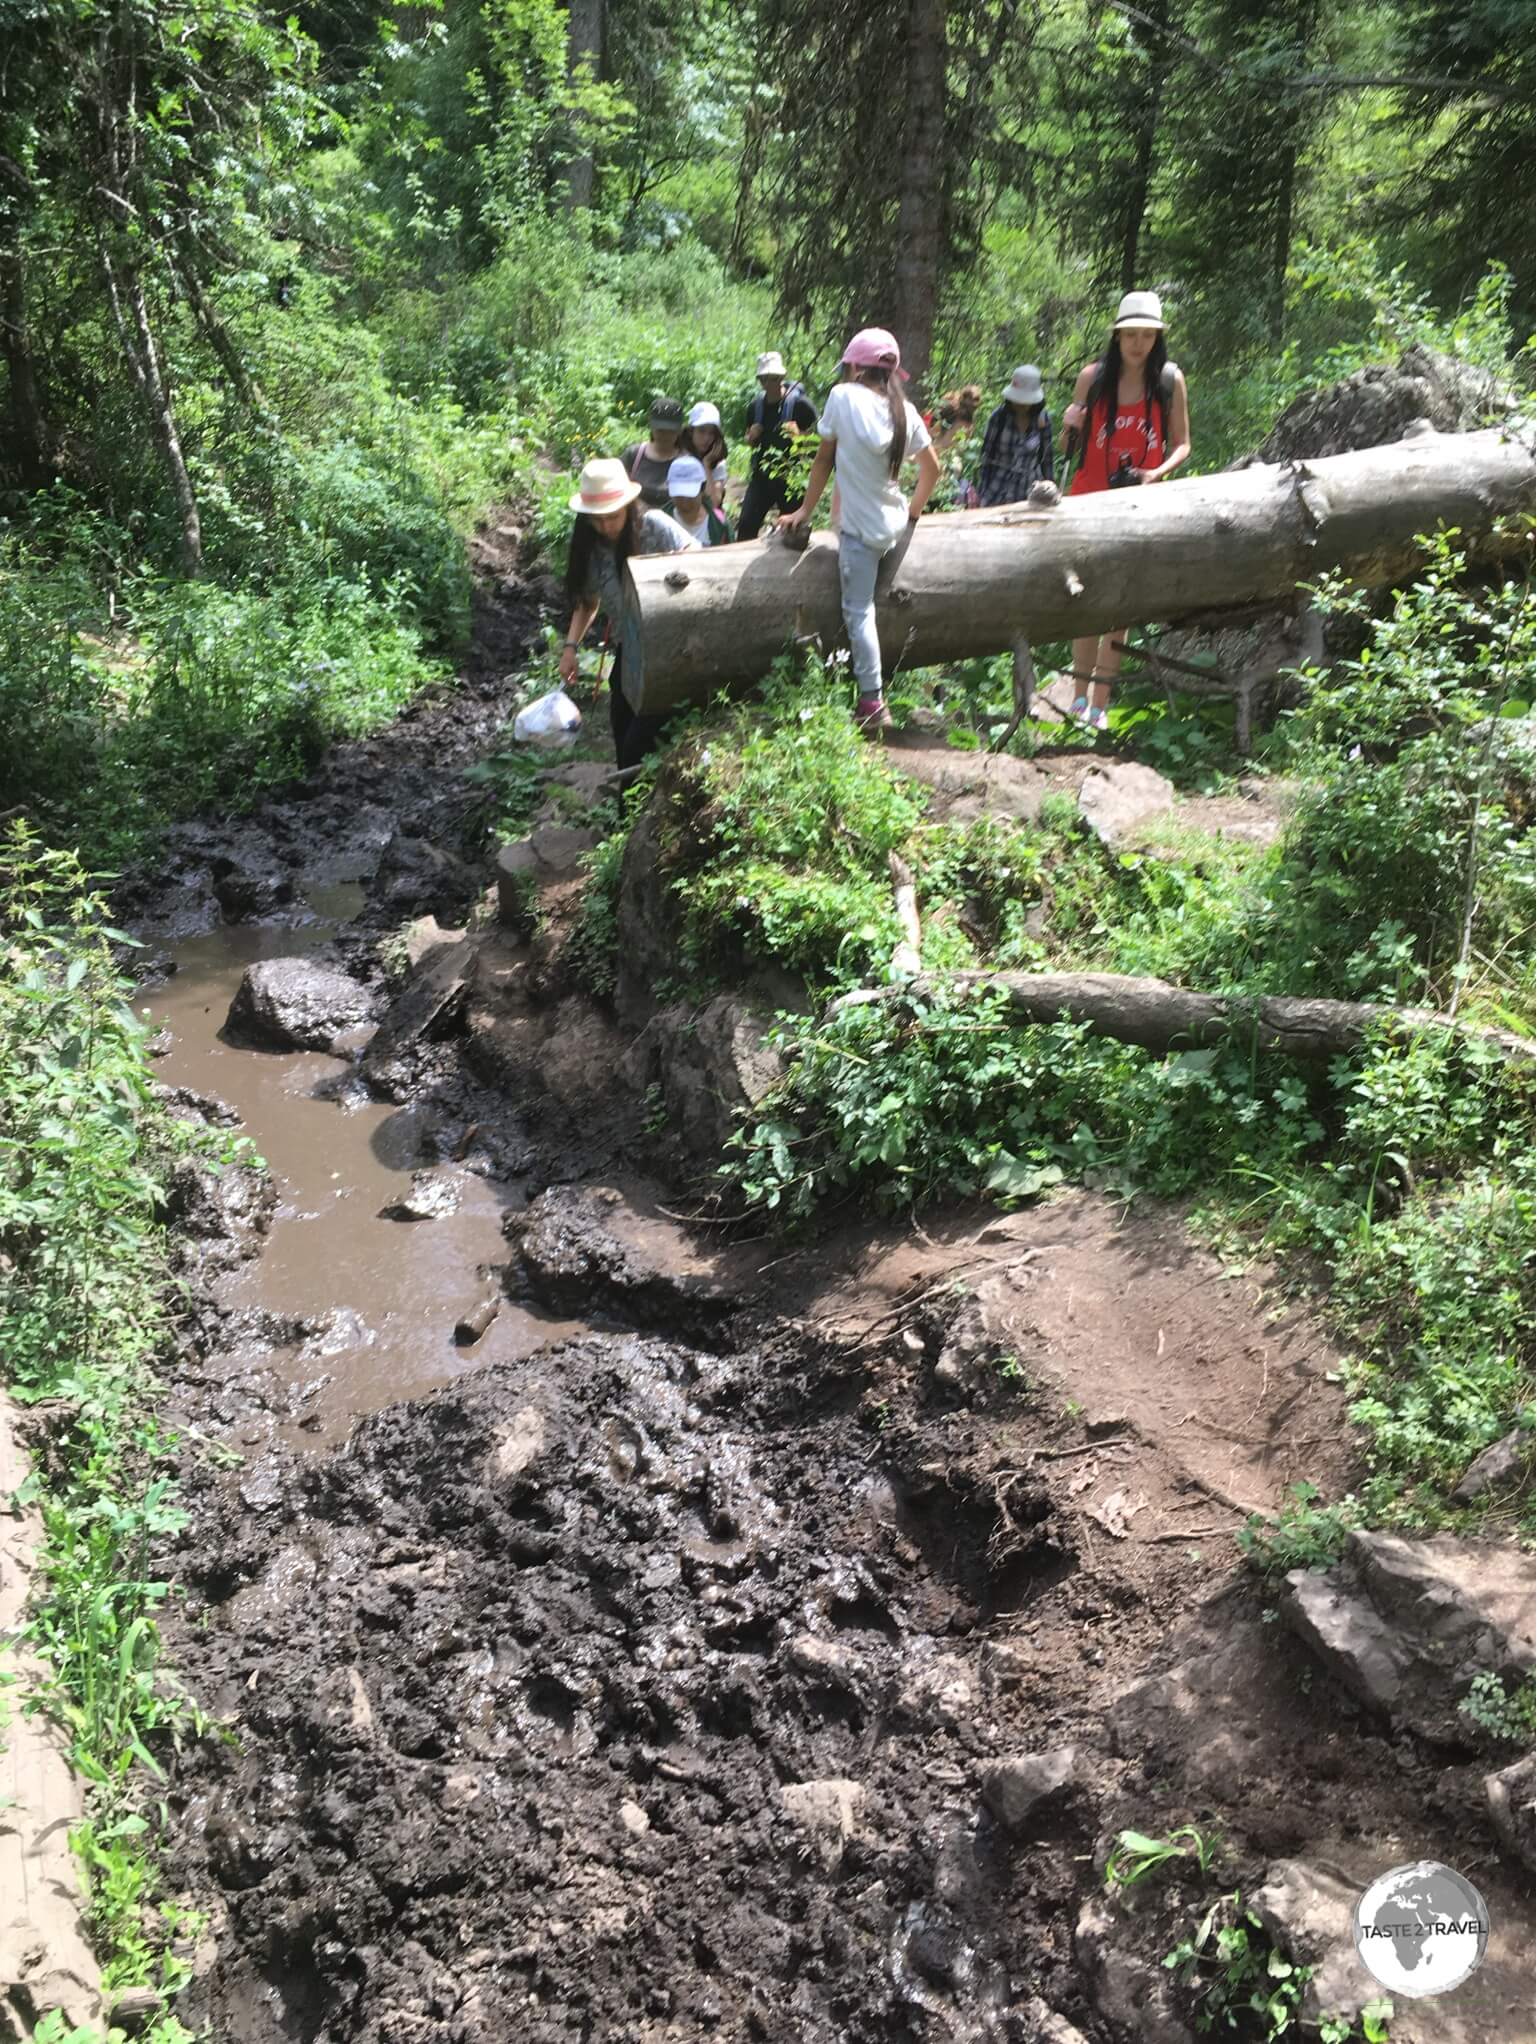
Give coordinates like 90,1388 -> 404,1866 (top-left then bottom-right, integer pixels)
109,547 -> 1533,2043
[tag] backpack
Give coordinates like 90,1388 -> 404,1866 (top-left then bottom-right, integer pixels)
705,502 -> 734,546
751,380 -> 807,432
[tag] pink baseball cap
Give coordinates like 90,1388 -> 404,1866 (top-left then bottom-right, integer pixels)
840,326 -> 908,377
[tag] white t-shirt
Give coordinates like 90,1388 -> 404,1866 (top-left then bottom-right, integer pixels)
817,382 -> 932,548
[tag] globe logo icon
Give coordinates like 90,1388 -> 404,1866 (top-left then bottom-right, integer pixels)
1353,1862 -> 1490,1998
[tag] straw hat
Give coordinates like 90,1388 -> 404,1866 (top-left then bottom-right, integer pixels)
1114,290 -> 1165,330
568,457 -> 642,516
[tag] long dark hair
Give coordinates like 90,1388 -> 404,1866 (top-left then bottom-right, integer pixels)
682,423 -> 729,470
850,363 -> 907,478
565,499 -> 645,604
1086,329 -> 1169,434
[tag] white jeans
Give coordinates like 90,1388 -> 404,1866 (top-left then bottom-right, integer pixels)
838,531 -> 892,696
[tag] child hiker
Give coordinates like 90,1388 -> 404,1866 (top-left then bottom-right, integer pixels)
778,327 -> 941,734
1061,291 -> 1190,730
560,458 -> 693,768
665,455 -> 734,545
976,364 -> 1054,508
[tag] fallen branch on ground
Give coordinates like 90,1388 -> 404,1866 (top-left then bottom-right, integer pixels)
828,970 -> 1535,1065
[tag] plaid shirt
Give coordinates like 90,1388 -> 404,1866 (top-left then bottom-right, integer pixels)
976,403 -> 1055,507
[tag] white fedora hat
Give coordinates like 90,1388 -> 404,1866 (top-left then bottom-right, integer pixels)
1002,364 -> 1045,405
1114,289 -> 1165,329
568,457 -> 642,516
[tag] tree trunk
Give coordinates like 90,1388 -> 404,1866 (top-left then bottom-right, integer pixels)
1270,141 -> 1296,345
729,96 -> 768,273
0,246 -> 52,489
830,971 -> 1535,1066
620,424 -> 1533,715
122,260 -> 202,574
564,0 -> 605,211
892,0 -> 945,389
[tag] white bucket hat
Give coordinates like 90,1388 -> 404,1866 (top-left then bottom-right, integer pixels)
568,457 -> 642,516
1114,290 -> 1165,330
1002,364 -> 1045,406
666,455 -> 708,500
687,401 -> 722,429
755,351 -> 787,378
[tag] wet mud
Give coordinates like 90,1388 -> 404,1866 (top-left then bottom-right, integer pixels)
126,538 -> 1533,2044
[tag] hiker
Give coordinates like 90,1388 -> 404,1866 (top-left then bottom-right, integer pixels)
738,351 -> 818,540
976,365 -> 1054,508
622,397 -> 687,508
560,458 -> 693,769
929,385 -> 984,508
778,327 -> 942,734
682,403 -> 730,510
665,455 -> 734,545
1060,291 -> 1190,730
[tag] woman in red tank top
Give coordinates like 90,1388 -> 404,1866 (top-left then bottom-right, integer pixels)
1060,291 -> 1191,730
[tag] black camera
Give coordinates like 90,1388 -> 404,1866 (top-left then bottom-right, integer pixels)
1107,454 -> 1143,489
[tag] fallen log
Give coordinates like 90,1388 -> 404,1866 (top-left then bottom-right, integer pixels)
829,971 -> 1536,1066
621,421 -> 1533,716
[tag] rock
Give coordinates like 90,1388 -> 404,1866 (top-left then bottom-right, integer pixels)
362,938 -> 474,1084
779,1779 -> 867,1869
980,1749 -> 1079,1832
1249,1858 -> 1366,2025
645,996 -> 786,1161
381,1167 -> 463,1221
1280,1532 -> 1535,1739
505,1184 -> 741,1341
1019,1998 -> 1091,2044
401,915 -> 466,971
1077,760 -> 1175,846
1075,1896 -> 1195,2044
1240,345 -> 1514,467
160,1156 -> 275,1273
211,862 -> 293,922
496,840 -> 539,925
239,1464 -> 285,1514
1485,1753 -> 1535,1869
226,958 -> 377,1053
530,822 -> 601,874
374,833 -> 477,919
931,1299 -> 1005,1404
618,1800 -> 650,1837
787,1636 -> 865,1687
897,1654 -> 976,1728
1452,1429 -> 1533,1504
490,1406 -> 548,1482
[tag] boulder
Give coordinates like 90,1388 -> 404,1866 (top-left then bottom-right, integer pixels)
646,996 -> 786,1161
1074,1896 -> 1195,2044
1249,1858 -> 1366,2027
211,862 -> 294,922
1078,761 -> 1175,847
504,1184 -> 742,1342
980,1749 -> 1079,1833
1452,1429 -> 1533,1505
1280,1532 -> 1535,1741
226,958 -> 377,1054
1485,1753 -> 1535,1869
1240,345 -> 1514,467
361,938 -> 473,1082
374,833 -> 477,919
381,1168 -> 463,1222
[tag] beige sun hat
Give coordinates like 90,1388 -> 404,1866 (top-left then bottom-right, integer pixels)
755,350 -> 787,378
1114,289 -> 1165,330
569,457 -> 642,516
1002,364 -> 1045,405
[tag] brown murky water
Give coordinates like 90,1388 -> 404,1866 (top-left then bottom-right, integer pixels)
148,897 -> 584,1444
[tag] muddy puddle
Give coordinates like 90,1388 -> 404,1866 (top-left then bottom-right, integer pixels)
148,897 -> 586,1446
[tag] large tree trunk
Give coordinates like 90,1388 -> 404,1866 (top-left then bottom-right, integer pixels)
891,0 -> 945,389
0,246 -> 52,489
620,423 -> 1533,715
831,972 -> 1535,1066
563,0 -> 605,211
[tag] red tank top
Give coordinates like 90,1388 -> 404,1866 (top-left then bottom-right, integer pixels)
1068,389 -> 1165,496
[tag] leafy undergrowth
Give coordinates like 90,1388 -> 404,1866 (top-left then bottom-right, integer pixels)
0,826 -> 224,2041
588,546 -> 1535,1529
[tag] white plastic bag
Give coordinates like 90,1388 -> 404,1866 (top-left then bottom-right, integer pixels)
513,686 -> 583,743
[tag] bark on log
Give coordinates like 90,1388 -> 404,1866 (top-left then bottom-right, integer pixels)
829,971 -> 1536,1066
621,423 -> 1533,716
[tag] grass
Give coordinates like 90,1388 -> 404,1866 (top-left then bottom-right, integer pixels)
0,825 -> 220,2038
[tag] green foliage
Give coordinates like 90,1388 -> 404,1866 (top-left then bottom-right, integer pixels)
1106,1826 -> 1220,1888
1457,1671 -> 1536,1747
1238,1480 -> 1362,1575
0,829 -> 218,2026
1163,1892 -> 1313,2039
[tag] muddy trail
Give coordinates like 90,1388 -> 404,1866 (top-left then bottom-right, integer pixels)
121,534 -> 1533,2044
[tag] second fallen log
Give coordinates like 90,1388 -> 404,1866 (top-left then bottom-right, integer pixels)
620,422 -> 1533,716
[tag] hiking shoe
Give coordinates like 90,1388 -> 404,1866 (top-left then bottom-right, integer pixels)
1068,697 -> 1090,724
1087,705 -> 1109,733
854,695 -> 893,735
